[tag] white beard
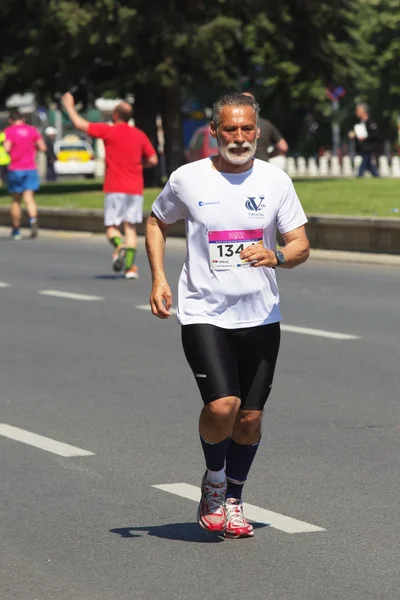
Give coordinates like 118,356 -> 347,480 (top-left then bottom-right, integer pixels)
217,136 -> 257,165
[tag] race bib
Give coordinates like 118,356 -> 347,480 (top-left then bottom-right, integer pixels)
208,229 -> 263,270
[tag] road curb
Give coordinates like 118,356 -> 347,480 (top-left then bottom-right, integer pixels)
1,206 -> 400,257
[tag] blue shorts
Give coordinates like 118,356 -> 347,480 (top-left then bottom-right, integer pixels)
7,170 -> 40,193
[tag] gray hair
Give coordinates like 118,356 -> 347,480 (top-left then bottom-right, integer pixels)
212,92 -> 260,127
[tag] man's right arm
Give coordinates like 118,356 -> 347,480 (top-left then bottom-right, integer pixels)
145,213 -> 173,319
62,92 -> 90,133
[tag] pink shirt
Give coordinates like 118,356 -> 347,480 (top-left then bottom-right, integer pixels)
5,124 -> 42,171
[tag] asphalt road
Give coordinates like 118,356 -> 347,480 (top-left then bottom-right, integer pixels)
1,230 -> 399,600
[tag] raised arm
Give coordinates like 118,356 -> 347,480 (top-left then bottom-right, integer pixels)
145,212 -> 173,319
61,92 -> 90,133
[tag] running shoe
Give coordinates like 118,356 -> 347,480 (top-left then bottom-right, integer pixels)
112,245 -> 126,273
224,498 -> 254,538
125,266 -> 139,280
11,229 -> 22,241
197,472 -> 227,532
30,220 -> 38,239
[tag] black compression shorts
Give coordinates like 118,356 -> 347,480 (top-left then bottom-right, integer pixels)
181,322 -> 281,411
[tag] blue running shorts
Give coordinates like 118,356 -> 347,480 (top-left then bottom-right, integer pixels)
7,169 -> 40,193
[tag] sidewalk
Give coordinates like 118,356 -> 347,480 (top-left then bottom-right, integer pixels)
2,226 -> 400,267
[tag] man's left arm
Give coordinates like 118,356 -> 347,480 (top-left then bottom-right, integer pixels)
61,92 -> 90,133
240,225 -> 309,269
240,178 -> 309,268
141,133 -> 159,168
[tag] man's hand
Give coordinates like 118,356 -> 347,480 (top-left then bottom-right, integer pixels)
240,242 -> 277,268
62,92 -> 75,110
150,279 -> 173,319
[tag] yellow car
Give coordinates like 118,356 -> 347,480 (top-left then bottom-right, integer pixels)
54,135 -> 96,177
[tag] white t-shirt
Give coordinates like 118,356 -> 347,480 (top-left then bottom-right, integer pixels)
152,157 -> 307,329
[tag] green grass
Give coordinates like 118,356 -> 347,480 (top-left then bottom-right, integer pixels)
0,179 -> 160,212
0,177 -> 399,217
293,178 -> 400,217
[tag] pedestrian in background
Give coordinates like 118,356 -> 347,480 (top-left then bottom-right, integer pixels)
350,103 -> 380,178
44,126 -> 58,182
0,131 -> 11,186
62,92 -> 158,279
4,110 -> 46,240
242,92 -> 288,160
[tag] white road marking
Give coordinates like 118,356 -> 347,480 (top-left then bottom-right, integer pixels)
281,324 -> 360,340
152,483 -> 325,534
39,290 -> 103,302
136,305 -> 359,340
0,282 -> 11,288
0,424 -> 95,457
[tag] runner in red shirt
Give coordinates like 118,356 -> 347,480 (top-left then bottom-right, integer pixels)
62,93 -> 158,279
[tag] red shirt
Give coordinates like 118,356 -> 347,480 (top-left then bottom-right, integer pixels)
88,122 -> 156,194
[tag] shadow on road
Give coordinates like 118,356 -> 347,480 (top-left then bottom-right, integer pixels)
110,521 -> 267,543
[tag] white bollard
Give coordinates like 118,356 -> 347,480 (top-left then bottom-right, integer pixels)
297,156 -> 307,177
95,159 -> 105,178
342,156 -> 353,177
307,157 -> 318,177
331,156 -> 341,177
378,155 -> 390,177
286,157 -> 297,178
391,156 -> 400,178
37,153 -> 46,179
268,155 -> 286,171
354,155 -> 362,176
319,156 -> 329,177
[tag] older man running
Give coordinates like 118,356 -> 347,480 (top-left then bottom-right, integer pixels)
62,93 -> 158,279
146,92 -> 310,538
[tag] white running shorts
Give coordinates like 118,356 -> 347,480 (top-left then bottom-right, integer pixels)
104,193 -> 144,226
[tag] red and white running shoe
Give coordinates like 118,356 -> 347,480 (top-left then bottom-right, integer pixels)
224,498 -> 254,539
197,472 -> 227,532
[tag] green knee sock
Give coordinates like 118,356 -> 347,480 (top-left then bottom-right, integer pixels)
109,236 -> 122,249
125,247 -> 136,270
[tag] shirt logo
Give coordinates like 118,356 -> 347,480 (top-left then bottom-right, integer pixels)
245,196 -> 266,211
198,201 -> 220,207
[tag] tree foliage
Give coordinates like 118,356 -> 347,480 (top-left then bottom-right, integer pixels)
1,0 -> 398,159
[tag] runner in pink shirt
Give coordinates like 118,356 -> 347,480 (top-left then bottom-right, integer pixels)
4,110 -> 46,240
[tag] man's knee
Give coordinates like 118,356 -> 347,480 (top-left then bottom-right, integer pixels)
204,396 -> 240,421
234,410 -> 263,438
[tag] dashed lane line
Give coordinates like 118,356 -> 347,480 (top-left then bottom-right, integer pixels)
280,324 -> 360,340
0,424 -> 94,457
0,282 -> 11,288
152,483 -> 325,534
136,305 -> 360,340
39,290 -> 103,302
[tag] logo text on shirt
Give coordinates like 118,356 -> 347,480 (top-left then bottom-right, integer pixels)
198,201 -> 220,207
245,196 -> 266,212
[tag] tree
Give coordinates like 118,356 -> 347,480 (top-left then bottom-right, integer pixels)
1,0 -> 397,163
